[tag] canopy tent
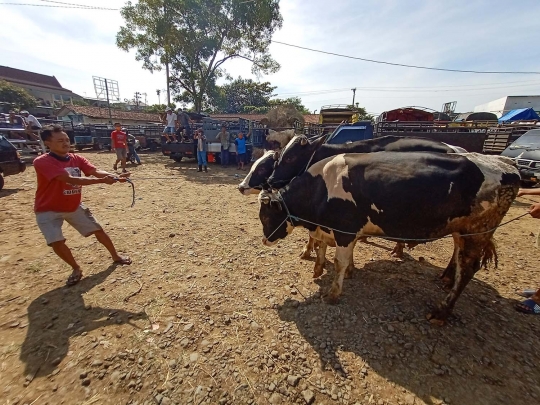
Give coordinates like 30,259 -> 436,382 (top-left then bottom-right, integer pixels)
454,112 -> 498,122
498,108 -> 540,123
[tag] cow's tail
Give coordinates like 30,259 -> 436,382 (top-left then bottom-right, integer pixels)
481,237 -> 498,269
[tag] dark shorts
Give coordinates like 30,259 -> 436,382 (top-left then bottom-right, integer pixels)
237,153 -> 246,163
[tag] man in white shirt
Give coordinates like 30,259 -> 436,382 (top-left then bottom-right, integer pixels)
20,111 -> 42,130
162,107 -> 177,143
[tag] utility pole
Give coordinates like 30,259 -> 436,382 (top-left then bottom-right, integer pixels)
134,92 -> 141,110
351,88 -> 357,107
104,80 -> 112,123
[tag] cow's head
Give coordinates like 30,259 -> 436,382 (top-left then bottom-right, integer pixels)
238,151 -> 275,195
258,190 -> 293,246
267,135 -> 325,189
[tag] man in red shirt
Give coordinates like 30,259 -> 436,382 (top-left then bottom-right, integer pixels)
34,125 -> 131,286
111,122 -> 128,173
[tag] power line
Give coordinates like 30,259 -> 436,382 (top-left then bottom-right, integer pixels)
0,2 -> 118,10
272,40 -> 540,75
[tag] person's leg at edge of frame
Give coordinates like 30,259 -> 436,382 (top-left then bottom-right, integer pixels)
516,287 -> 540,314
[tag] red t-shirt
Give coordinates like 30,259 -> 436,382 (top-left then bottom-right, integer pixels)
111,130 -> 127,149
33,153 -> 96,213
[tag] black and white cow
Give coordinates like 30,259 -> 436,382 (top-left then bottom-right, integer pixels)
241,135 -> 466,260
258,151 -> 520,323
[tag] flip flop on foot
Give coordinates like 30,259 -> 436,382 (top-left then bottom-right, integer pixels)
113,256 -> 132,265
66,270 -> 83,287
516,289 -> 537,298
515,299 -> 540,315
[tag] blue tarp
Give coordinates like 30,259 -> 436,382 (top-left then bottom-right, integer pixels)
498,108 -> 540,123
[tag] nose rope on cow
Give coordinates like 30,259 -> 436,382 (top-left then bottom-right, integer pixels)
273,192 -> 530,242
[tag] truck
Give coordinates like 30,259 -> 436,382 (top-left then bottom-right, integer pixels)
501,129 -> 540,186
161,117 -> 266,164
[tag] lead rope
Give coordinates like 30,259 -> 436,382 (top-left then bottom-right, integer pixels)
271,192 -> 530,242
115,177 -> 135,208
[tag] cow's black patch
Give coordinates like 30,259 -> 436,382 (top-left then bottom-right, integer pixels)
268,135 -> 456,188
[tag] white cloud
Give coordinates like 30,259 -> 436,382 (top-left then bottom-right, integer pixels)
2,0 -> 540,115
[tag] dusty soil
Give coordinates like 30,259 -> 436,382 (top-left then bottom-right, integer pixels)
1,151 -> 540,405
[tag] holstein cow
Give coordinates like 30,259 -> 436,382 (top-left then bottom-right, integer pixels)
258,151 -> 520,323
256,135 -> 465,259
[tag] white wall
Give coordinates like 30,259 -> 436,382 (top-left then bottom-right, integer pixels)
473,97 -> 507,117
474,95 -> 540,117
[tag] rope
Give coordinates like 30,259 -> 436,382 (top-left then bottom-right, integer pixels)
273,192 -> 530,242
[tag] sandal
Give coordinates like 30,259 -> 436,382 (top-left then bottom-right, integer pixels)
515,299 -> 540,315
114,256 -> 132,265
66,270 -> 82,287
517,289 -> 537,298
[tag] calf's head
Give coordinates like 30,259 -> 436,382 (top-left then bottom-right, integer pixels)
238,150 -> 275,195
267,135 -> 320,189
258,190 -> 292,246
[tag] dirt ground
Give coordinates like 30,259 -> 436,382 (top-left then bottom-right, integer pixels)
1,151 -> 540,405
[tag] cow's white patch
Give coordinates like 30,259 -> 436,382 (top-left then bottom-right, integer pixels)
370,203 -> 381,213
441,142 -> 467,153
360,216 -> 384,236
310,154 -> 356,204
239,150 -> 273,194
461,153 -> 519,203
448,182 -> 454,194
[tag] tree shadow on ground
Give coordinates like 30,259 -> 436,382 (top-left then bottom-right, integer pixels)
277,258 -> 540,405
19,264 -> 147,379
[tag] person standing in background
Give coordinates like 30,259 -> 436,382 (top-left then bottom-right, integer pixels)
162,107 -> 177,143
215,124 -> 231,167
126,129 -> 141,165
111,123 -> 128,173
194,129 -> 208,173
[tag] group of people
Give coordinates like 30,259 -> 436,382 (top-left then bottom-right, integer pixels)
162,107 -> 191,143
6,110 -> 42,140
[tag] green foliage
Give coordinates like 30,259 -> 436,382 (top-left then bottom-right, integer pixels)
117,0 -> 283,113
269,97 -> 311,114
145,103 -> 177,113
347,104 -> 373,121
72,98 -> 89,106
0,80 -> 37,109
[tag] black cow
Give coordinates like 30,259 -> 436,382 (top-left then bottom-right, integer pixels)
258,151 -> 520,323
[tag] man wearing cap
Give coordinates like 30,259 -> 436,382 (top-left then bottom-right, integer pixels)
8,110 -> 25,129
20,110 -> 42,131
162,107 -> 177,143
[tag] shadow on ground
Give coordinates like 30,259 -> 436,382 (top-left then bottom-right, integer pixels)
19,265 -> 147,379
278,258 -> 540,405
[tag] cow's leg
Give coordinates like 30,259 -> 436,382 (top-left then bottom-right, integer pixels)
313,242 -> 327,278
325,242 -> 355,304
344,240 -> 357,279
428,234 -> 492,324
300,235 -> 315,260
440,241 -> 459,288
391,242 -> 405,258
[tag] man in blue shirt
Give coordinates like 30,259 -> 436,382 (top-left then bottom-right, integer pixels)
235,131 -> 250,170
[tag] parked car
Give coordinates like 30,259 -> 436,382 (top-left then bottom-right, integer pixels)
0,134 -> 26,191
501,129 -> 540,186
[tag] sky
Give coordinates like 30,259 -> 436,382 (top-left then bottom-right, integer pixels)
2,0 -> 540,116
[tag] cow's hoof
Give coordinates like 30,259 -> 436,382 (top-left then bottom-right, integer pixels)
358,236 -> 369,243
441,277 -> 454,290
426,312 -> 447,326
300,250 -> 312,260
344,268 -> 354,279
312,266 -> 324,278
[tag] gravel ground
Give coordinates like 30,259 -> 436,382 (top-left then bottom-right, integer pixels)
0,151 -> 539,405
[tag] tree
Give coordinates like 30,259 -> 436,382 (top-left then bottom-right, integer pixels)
347,104 -> 373,121
145,103 -> 177,113
117,0 -> 283,113
215,77 -> 276,114
0,80 -> 37,109
269,97 -> 310,114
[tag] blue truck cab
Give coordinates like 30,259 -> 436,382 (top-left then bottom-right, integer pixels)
326,121 -> 374,144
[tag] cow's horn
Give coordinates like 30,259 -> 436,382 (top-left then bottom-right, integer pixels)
300,137 -> 308,146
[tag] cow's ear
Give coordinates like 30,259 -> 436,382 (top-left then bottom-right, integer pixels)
300,136 -> 308,146
273,151 -> 279,160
